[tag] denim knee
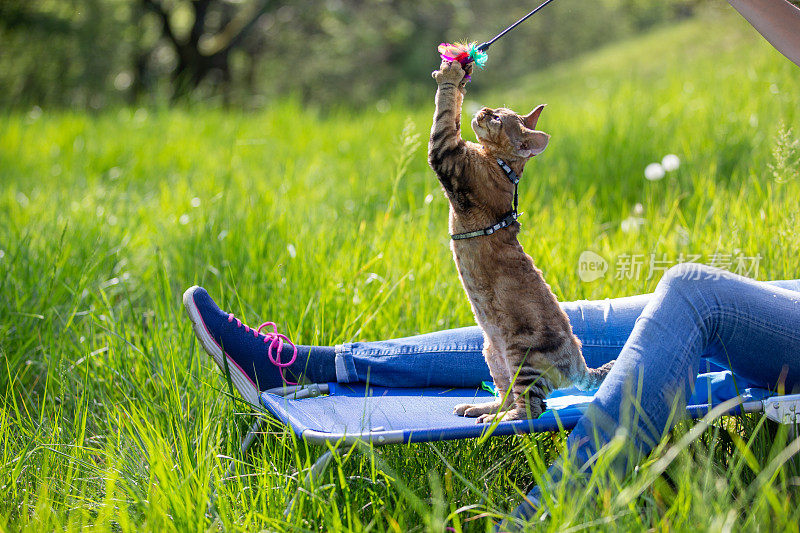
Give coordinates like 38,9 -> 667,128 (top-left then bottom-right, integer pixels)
653,263 -> 728,339
658,263 -> 735,299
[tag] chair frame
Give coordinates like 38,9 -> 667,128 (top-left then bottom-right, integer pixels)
214,384 -> 800,517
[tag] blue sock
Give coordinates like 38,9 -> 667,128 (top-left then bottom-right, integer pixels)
251,343 -> 338,390
288,345 -> 338,385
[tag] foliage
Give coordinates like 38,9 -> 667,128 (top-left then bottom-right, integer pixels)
0,0 -> 701,108
1,10 -> 800,531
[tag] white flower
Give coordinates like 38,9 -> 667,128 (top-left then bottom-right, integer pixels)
179,214 -> 190,225
621,216 -> 644,233
644,163 -> 665,181
661,154 -> 680,172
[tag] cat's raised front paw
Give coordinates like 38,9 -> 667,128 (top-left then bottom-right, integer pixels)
433,60 -> 466,85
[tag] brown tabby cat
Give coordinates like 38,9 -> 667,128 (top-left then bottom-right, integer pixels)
428,59 -> 614,422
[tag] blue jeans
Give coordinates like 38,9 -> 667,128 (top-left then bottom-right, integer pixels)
334,264 -> 800,516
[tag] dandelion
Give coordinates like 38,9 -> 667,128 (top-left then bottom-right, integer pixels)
644,163 -> 665,181
621,216 -> 644,233
190,197 -> 201,208
179,214 -> 190,225
662,154 -> 680,172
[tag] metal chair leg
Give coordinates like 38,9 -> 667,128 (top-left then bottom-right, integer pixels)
284,445 -> 353,517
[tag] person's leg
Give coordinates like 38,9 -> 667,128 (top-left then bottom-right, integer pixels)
185,276 -> 800,399
184,284 -> 654,395
511,265 -> 800,521
338,279 -> 800,386
312,293 -> 652,387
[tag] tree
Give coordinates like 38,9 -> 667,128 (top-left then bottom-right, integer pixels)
138,0 -> 273,100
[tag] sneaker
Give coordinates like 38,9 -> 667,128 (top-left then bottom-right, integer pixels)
182,285 -> 297,406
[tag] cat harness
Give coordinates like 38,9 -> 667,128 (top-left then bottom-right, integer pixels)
450,158 -> 521,240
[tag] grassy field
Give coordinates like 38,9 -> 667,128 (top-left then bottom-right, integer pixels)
2,8 -> 800,532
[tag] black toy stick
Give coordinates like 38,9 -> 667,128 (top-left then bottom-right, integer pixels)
478,0 -> 559,53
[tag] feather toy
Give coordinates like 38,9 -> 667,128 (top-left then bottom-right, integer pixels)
438,42 -> 488,71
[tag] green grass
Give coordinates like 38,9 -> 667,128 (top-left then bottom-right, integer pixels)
2,8 -> 800,532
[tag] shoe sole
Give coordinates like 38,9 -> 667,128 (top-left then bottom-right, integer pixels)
182,285 -> 261,407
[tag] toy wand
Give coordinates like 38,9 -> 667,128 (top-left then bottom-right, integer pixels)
438,0 -> 559,69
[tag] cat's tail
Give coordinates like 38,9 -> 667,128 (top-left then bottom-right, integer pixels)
573,360 -> 616,391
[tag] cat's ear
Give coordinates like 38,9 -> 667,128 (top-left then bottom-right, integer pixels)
518,131 -> 550,157
522,104 -> 546,130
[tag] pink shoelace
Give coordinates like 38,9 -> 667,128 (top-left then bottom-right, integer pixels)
227,314 -> 298,386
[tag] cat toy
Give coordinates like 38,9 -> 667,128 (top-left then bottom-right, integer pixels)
438,0 -> 558,72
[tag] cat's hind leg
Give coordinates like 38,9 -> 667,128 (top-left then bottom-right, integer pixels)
454,342 -> 514,418
573,360 -> 616,391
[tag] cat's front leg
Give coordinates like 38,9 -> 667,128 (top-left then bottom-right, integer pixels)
454,343 -> 513,418
480,351 -> 552,422
453,384 -> 514,418
477,397 -> 545,423
454,399 -> 508,417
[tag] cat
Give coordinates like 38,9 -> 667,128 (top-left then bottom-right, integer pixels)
428,59 -> 614,423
